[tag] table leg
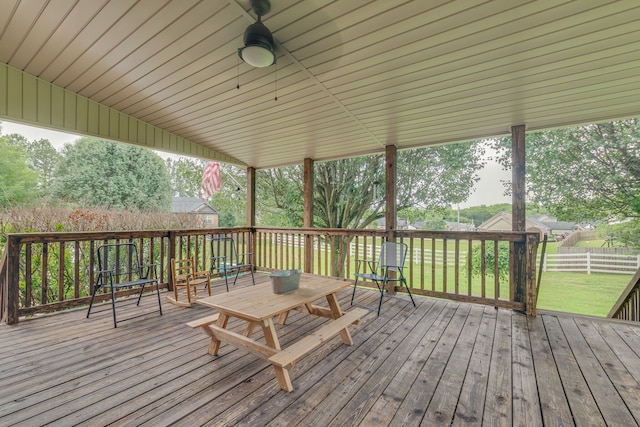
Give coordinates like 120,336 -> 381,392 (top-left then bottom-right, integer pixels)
326,292 -> 353,345
245,322 -> 256,337
207,313 -> 229,355
277,311 -> 289,325
261,317 -> 293,391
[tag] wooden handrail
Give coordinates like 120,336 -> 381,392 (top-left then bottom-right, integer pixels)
608,267 -> 640,321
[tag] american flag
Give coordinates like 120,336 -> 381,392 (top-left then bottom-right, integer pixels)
200,161 -> 221,201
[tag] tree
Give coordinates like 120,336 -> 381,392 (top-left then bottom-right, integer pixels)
53,138 -> 172,211
1,132 -> 63,197
260,142 -> 485,230
491,120 -> 640,221
457,203 -> 512,226
260,142 -> 485,275
0,138 -> 39,206
166,157 -> 206,197
25,138 -> 63,195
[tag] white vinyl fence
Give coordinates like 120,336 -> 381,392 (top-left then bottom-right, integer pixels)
539,252 -> 640,274
271,235 -> 638,274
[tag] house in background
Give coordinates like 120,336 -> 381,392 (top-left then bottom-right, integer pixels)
478,211 -> 551,238
479,211 -> 585,239
445,221 -> 476,231
171,197 -> 218,227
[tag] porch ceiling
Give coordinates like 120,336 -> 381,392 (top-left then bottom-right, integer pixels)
1,0 -> 639,168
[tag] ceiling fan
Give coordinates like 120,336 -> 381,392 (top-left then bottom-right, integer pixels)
238,0 -> 276,68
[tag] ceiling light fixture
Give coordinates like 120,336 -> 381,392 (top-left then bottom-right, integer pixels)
238,0 -> 276,68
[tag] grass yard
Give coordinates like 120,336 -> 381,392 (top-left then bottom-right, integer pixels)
536,271 -> 631,317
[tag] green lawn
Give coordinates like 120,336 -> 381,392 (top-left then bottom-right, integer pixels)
536,271 -> 631,317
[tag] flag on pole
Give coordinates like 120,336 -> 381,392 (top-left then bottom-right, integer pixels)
200,161 -> 221,201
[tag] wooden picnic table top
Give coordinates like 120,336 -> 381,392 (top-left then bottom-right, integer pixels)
196,274 -> 351,322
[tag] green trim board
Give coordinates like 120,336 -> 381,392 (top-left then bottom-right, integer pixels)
0,63 -> 244,166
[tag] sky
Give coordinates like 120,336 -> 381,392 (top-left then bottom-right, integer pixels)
0,121 -> 512,208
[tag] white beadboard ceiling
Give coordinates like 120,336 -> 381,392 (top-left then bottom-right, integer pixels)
1,0 -> 639,168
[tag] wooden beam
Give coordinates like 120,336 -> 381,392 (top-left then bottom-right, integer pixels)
6,235 -> 20,324
385,145 -> 398,292
246,166 -> 256,227
511,125 -> 527,308
512,125 -> 526,232
304,158 -> 314,273
385,145 -> 397,237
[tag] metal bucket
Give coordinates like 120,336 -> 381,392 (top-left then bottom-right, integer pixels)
269,270 -> 301,294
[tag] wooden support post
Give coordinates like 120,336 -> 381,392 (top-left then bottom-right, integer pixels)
385,145 -> 397,238
304,158 -> 314,274
385,145 -> 397,292
525,232 -> 540,316
511,125 -> 527,308
6,235 -> 20,324
246,166 -> 257,266
246,166 -> 256,227
168,231 -> 176,292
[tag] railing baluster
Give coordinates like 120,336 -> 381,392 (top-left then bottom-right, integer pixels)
58,242 -> 65,302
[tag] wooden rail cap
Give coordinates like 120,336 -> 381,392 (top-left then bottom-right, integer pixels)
269,307 -> 367,368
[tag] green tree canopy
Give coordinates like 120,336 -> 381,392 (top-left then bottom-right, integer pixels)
492,120 -> 640,221
166,157 -> 205,197
0,138 -> 39,206
25,138 -> 62,195
53,138 -> 172,211
1,133 -> 62,197
259,142 -> 485,229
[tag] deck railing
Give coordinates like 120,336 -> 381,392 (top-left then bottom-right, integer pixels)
1,227 -> 539,324
608,268 -> 640,321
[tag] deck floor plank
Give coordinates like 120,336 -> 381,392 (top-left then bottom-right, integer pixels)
482,308 -> 513,426
310,298 -> 438,427
421,304 -> 485,426
527,315 -> 574,427
543,315 -> 607,427
511,311 -> 542,426
389,303 -> 473,425
451,306 -> 497,427
1,273 -> 640,427
576,318 -> 640,424
558,316 -> 638,426
359,301 -> 457,426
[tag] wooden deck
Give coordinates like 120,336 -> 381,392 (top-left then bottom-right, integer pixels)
1,273 -> 640,426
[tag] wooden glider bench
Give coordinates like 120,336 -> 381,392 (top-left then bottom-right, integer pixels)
187,307 -> 367,391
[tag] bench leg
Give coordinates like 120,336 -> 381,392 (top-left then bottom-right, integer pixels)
273,365 -> 294,392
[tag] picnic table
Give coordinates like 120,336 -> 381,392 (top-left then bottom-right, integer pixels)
187,274 -> 367,392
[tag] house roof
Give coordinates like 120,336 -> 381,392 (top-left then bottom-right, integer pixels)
478,211 -> 552,233
2,1 -> 640,169
171,197 -> 218,215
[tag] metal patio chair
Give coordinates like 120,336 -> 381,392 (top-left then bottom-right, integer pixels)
351,241 -> 416,316
87,243 -> 163,327
210,235 -> 255,291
